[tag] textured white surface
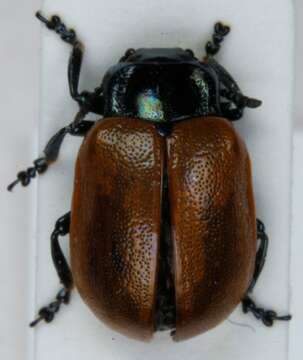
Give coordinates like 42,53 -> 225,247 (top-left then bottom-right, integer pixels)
294,0 -> 303,129
289,133 -> 303,360
0,1 -> 40,360
0,0 -> 298,359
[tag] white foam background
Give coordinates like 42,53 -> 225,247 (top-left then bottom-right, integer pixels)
0,1 -> 296,359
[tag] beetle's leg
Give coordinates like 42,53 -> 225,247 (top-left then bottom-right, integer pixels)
247,219 -> 269,293
7,111 -> 95,191
67,39 -> 104,114
242,296 -> 292,327
119,48 -> 136,62
241,219 -> 292,327
8,11 -> 105,192
36,11 -> 104,115
203,23 -> 262,121
205,57 -> 262,121
205,22 -> 231,58
30,212 -> 72,327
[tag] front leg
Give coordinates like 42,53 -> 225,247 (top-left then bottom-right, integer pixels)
203,22 -> 262,121
204,22 -> 230,58
36,12 -> 104,114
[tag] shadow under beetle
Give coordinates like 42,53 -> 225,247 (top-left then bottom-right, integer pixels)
8,12 -> 291,341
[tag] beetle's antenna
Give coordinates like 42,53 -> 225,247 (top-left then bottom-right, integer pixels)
205,22 -> 230,58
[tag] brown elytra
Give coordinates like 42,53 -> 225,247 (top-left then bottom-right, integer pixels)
70,116 -> 256,342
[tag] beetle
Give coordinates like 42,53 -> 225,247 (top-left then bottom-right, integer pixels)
8,12 -> 291,342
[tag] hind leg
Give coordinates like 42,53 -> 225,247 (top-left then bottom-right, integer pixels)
242,219 -> 291,326
30,212 -> 72,327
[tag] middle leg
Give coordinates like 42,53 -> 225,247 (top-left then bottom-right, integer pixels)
7,111 -> 94,191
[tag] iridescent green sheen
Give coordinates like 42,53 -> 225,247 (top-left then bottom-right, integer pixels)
137,89 -> 164,122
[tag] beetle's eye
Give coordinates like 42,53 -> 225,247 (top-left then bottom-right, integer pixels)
137,89 -> 164,122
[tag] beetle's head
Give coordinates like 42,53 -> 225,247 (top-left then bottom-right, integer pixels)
102,48 -> 220,123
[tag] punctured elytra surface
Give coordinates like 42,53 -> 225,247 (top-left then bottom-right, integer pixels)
70,117 -> 164,341
70,116 -> 256,342
168,117 -> 256,341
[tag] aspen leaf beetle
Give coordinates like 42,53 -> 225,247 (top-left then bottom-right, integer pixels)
8,12 -> 291,342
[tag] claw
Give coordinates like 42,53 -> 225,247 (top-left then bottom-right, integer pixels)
30,288 -> 71,327
7,179 -> 20,192
35,11 -> 49,24
242,296 -> 292,327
